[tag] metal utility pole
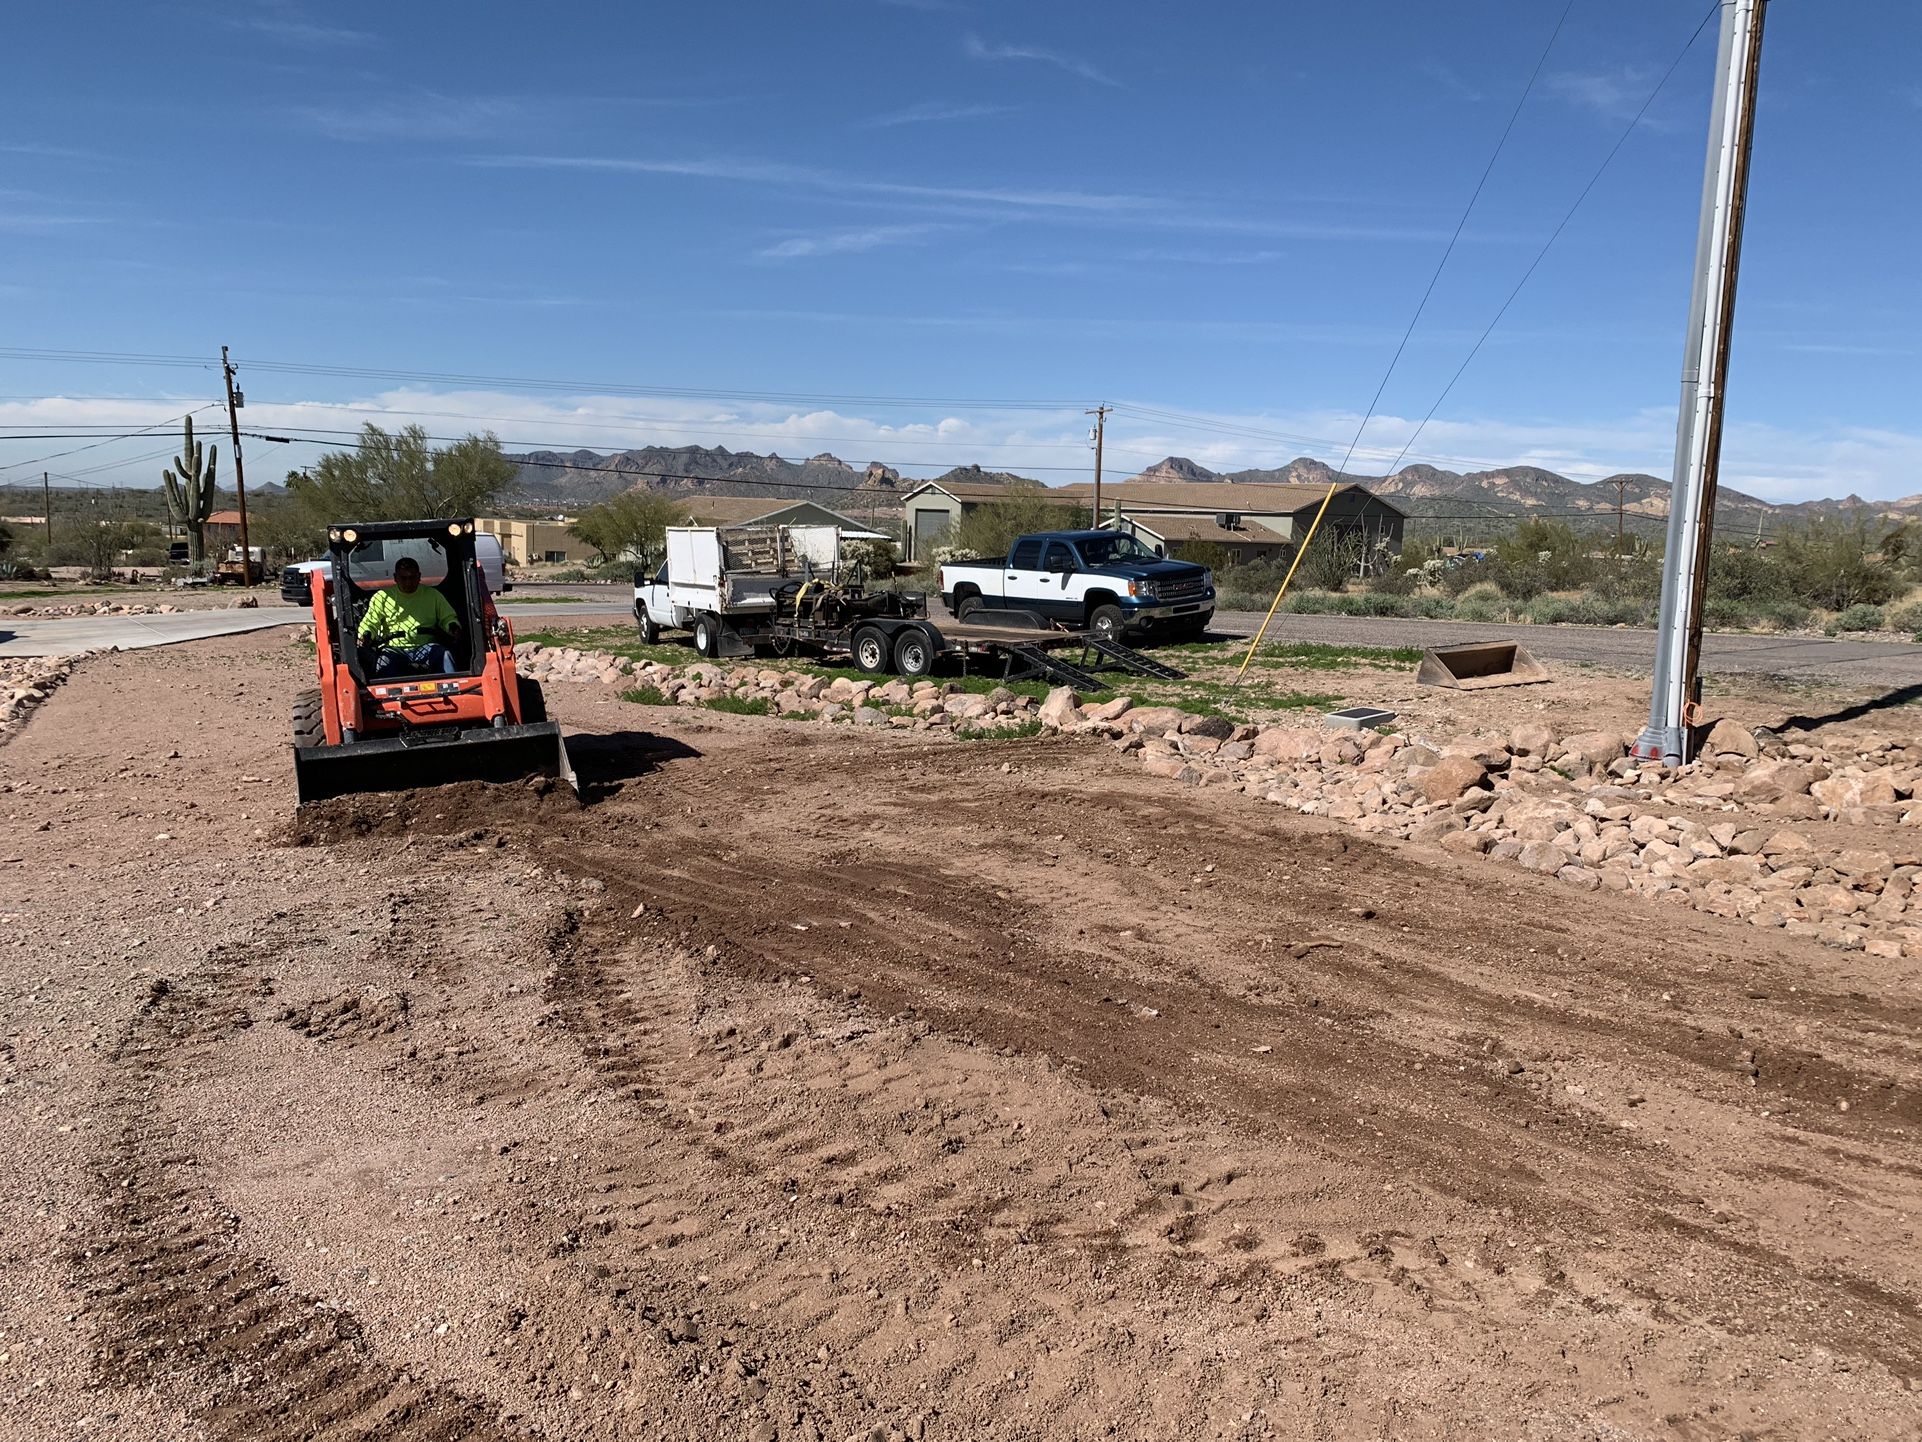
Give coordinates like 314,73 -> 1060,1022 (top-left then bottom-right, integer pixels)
1632,0 -> 1767,767
220,346 -> 253,582
1086,404 -> 1110,526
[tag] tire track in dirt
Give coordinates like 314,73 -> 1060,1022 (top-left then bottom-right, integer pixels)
73,937 -> 524,1442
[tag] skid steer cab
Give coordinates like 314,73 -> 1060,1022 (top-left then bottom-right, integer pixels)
293,518 -> 576,804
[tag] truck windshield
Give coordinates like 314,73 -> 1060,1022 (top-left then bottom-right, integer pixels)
1078,532 -> 1158,566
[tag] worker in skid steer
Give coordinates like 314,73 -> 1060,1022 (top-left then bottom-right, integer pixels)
359,555 -> 462,677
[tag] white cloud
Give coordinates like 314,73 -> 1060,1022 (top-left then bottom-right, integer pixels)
963,33 -> 1118,88
471,153 -> 1157,214
1545,68 -> 1674,129
8,388 -> 1922,504
225,2 -> 376,46
858,101 -> 1012,129
757,224 -> 942,260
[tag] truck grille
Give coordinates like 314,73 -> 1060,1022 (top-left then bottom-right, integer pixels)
1157,574 -> 1206,601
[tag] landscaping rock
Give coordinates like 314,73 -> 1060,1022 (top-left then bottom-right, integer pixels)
1418,755 -> 1489,805
1703,718 -> 1760,760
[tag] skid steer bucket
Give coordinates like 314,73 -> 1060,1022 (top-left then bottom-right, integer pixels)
1415,640 -> 1550,690
295,721 -> 577,805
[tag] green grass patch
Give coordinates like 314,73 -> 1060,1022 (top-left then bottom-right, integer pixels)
501,595 -> 589,604
700,694 -> 774,717
620,683 -> 668,706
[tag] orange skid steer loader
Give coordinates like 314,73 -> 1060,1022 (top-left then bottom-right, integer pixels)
292,518 -> 576,804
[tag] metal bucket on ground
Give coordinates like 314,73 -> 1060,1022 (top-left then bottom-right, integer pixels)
1415,641 -> 1549,690
294,721 -> 577,804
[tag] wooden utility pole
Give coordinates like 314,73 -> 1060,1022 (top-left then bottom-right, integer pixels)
1611,475 -> 1630,550
1086,404 -> 1110,526
220,346 -> 252,582
42,471 -> 52,539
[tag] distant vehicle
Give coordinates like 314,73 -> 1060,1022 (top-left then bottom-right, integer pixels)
938,529 -> 1214,642
283,530 -> 506,605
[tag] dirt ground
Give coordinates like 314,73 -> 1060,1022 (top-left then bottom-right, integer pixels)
3,632 -> 1920,1442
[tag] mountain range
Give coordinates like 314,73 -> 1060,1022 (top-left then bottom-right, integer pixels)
505,445 -> 1914,537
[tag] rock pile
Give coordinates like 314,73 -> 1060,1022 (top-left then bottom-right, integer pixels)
2,601 -> 184,617
1,654 -> 81,740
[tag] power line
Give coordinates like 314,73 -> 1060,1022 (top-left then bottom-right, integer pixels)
0,405 -> 219,476
1328,0 -> 1577,483
1376,1 -> 1722,481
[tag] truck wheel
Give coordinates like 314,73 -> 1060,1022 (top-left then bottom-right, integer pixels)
636,603 -> 660,645
954,591 -> 981,621
291,688 -> 324,748
1088,604 -> 1126,643
517,677 -> 548,724
693,612 -> 722,658
892,629 -> 935,677
853,626 -> 892,674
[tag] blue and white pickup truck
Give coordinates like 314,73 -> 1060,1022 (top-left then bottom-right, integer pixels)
938,529 -> 1214,642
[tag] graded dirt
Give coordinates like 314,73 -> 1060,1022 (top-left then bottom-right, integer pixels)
2,631 -> 1919,1441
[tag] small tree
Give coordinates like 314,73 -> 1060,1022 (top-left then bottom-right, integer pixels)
951,481 -> 1077,559
569,491 -> 688,568
161,416 -> 218,575
288,424 -> 514,529
1776,516 -> 1907,611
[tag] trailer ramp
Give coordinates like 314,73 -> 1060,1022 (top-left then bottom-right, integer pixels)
1004,644 -> 1105,691
1079,637 -> 1187,681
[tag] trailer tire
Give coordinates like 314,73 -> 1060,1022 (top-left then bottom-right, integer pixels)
853,626 -> 892,674
892,628 -> 936,677
1088,603 -> 1126,643
693,612 -> 722,658
292,688 -> 324,748
636,603 -> 660,645
517,677 -> 549,724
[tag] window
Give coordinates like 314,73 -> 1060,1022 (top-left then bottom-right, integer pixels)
1010,538 -> 1044,569
543,550 -> 569,564
1043,542 -> 1075,572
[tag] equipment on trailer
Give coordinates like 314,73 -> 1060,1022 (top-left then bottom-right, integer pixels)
293,518 -> 576,804
633,524 -> 1187,685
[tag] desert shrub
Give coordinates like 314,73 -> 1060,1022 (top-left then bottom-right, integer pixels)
1453,591 -> 1501,623
843,537 -> 899,579
1828,603 -> 1887,634
550,567 -> 591,582
1884,600 -> 1922,633
1776,517 -> 1907,610
1172,539 -> 1232,571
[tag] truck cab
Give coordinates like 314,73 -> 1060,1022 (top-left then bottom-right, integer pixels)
939,529 -> 1214,642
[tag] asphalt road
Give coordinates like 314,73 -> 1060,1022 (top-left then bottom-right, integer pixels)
6,585 -> 1922,690
1210,608 -> 1922,688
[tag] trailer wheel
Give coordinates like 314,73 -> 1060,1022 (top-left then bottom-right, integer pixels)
636,603 -> 660,645
292,688 -> 324,748
693,612 -> 722,658
892,629 -> 935,677
853,626 -> 892,674
517,677 -> 549,724
1088,603 -> 1126,643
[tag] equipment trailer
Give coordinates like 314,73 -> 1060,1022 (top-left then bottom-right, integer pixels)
634,525 -> 1185,686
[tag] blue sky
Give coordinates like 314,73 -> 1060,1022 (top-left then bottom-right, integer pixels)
2,0 -> 1919,501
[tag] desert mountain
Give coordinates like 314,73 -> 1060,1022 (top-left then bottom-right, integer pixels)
508,445 -> 903,509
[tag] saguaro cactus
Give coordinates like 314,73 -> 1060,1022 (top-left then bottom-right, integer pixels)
161,416 -> 218,574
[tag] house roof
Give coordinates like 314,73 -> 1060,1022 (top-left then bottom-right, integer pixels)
1055,478 -> 1404,517
207,510 -> 244,526
900,479 -> 1076,507
1123,515 -> 1290,545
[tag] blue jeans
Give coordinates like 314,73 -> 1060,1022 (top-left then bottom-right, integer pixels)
373,642 -> 456,678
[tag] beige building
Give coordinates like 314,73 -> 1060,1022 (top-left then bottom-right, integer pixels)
475,517 -> 600,566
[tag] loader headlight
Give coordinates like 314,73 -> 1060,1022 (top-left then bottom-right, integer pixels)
448,523 -> 462,536
341,528 -> 358,544
328,528 -> 341,542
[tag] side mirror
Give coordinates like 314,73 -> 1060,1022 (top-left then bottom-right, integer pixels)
1153,544 -> 1165,557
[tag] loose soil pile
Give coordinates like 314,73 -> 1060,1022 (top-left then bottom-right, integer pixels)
2,632 -> 1919,1441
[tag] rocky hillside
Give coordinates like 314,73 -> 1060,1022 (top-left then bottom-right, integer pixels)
507,445 -> 903,509
1119,456 -> 1892,536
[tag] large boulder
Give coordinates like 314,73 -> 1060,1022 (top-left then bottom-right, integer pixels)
1253,727 -> 1322,762
1084,696 -> 1133,723
1509,721 -> 1554,757
1418,755 -> 1490,805
1561,731 -> 1625,767
1703,718 -> 1760,760
1731,760 -> 1819,805
1039,686 -> 1082,729
1127,705 -> 1193,737
1180,713 -> 1237,741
